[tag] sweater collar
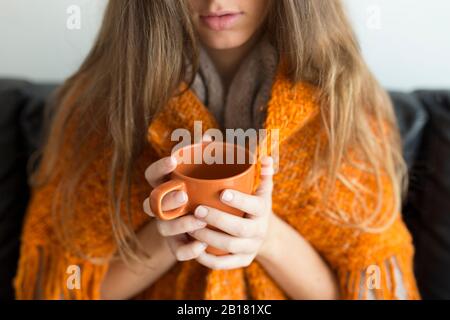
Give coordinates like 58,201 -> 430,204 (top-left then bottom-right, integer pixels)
147,60 -> 320,158
191,35 -> 279,131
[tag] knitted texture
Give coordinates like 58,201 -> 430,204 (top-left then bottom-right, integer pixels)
14,62 -> 420,300
190,34 -> 278,130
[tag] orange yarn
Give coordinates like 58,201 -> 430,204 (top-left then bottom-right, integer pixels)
14,64 -> 420,300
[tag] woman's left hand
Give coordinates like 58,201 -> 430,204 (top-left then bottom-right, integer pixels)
188,156 -> 275,270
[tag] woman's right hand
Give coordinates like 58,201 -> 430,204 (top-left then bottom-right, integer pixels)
143,156 -> 208,262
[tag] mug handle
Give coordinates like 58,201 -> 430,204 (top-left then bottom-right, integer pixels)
150,180 -> 188,220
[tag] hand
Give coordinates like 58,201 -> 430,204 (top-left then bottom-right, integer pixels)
188,156 -> 275,270
143,156 -> 208,261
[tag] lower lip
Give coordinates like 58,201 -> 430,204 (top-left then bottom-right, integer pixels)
200,13 -> 243,31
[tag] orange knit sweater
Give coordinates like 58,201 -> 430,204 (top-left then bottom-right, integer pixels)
14,63 -> 420,300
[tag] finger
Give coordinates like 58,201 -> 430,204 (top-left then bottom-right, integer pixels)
143,198 -> 155,217
143,191 -> 188,217
256,156 -> 274,197
196,252 -> 253,270
194,206 -> 262,238
156,215 -> 207,237
160,190 -> 188,211
220,189 -> 265,217
188,228 -> 259,254
145,156 -> 177,187
167,236 -> 207,261
260,156 -> 275,176
166,234 -> 186,252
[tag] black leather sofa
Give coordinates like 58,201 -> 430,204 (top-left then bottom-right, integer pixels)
1,79 -> 449,300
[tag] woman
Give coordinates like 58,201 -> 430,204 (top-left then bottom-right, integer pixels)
15,0 -> 420,299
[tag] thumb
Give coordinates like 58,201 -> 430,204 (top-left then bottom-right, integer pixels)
256,156 -> 274,198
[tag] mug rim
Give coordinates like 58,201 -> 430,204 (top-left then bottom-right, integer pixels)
171,141 -> 256,183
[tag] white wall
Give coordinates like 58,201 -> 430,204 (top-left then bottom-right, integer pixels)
0,0 -> 449,90
345,0 -> 450,90
0,0 -> 106,82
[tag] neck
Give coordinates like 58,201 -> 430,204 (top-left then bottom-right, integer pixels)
202,33 -> 262,91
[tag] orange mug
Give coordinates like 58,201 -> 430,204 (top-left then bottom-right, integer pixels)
150,141 -> 256,255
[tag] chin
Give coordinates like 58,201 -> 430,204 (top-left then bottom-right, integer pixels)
199,31 -> 253,51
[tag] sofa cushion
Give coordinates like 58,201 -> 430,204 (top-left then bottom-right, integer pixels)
0,80 -> 56,299
403,90 -> 450,299
389,92 -> 428,169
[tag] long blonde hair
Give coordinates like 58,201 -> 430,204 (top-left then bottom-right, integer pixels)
31,0 -> 407,263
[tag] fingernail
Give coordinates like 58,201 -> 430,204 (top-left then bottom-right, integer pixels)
166,156 -> 177,167
176,191 -> 188,204
261,156 -> 274,166
195,206 -> 208,218
199,242 -> 208,249
261,166 -> 275,176
221,190 -> 234,202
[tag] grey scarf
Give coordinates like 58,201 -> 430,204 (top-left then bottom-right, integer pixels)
190,36 -> 279,130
